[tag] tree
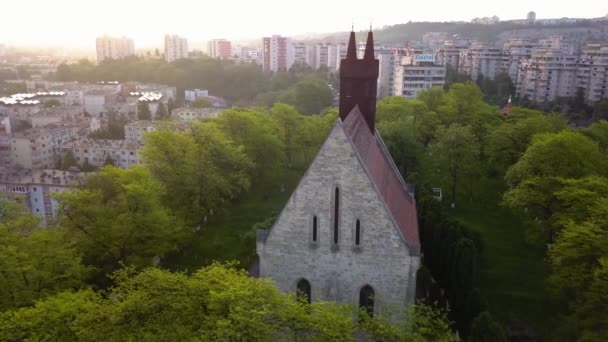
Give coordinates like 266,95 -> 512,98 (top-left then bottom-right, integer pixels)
293,78 -> 332,115
377,119 -> 424,182
270,103 -> 301,167
56,166 -> 183,276
137,102 -> 151,120
142,124 -> 252,227
190,98 -> 212,108
582,120 -> 608,152
468,311 -> 508,342
0,200 -> 89,311
0,264 -> 459,341
59,151 -> 78,170
432,124 -> 479,207
503,131 -> 608,242
43,99 -> 61,108
417,87 -> 446,113
155,102 -> 168,119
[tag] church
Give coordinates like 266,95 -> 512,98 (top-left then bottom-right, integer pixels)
256,29 -> 420,315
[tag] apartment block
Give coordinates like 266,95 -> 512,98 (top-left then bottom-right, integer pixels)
61,139 -> 143,169
208,39 -> 232,59
577,43 -> 608,102
517,48 -> 578,102
262,35 -> 294,72
164,34 -> 189,62
96,36 -> 135,63
392,50 -> 446,99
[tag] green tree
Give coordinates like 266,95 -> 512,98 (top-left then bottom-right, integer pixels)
377,119 -> 424,182
142,124 -> 252,227
0,200 -> 89,311
582,120 -> 608,152
468,311 -> 508,342
59,151 -> 78,170
270,103 -> 301,167
432,124 -> 480,207
417,87 -> 446,113
137,102 -> 151,120
190,97 -> 212,108
56,166 -> 183,275
293,78 -> 332,114
155,102 -> 168,119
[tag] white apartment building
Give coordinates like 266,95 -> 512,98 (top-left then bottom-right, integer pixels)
314,43 -> 338,70
164,34 -> 189,63
377,50 -> 396,98
0,168 -> 88,226
293,43 -> 314,67
517,48 -> 578,102
459,42 -> 506,80
392,52 -> 446,99
124,121 -> 159,142
84,89 -> 118,117
61,139 -> 143,169
172,107 -> 221,121
11,124 -> 87,169
208,39 -> 232,59
577,43 -> 608,103
184,89 -> 209,102
96,36 -> 135,63
262,35 -> 295,72
502,38 -> 536,82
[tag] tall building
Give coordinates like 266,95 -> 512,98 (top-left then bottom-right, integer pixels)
293,43 -> 314,67
502,38 -> 536,82
577,43 -> 608,103
262,35 -> 294,72
392,49 -> 446,99
164,35 -> 189,62
517,48 -> 578,102
96,36 -> 135,63
208,39 -> 232,59
314,43 -> 338,70
459,42 -> 506,80
257,30 -> 420,315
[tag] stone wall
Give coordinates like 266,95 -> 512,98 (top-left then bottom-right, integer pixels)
257,121 -> 419,314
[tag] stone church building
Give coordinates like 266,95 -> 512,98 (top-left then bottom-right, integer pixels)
256,30 -> 420,315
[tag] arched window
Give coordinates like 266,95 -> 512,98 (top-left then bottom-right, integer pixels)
333,187 -> 340,245
312,216 -> 318,242
359,285 -> 375,317
297,279 -> 311,304
355,219 -> 361,246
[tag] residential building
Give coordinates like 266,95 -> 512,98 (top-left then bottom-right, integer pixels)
172,107 -> 221,121
164,34 -> 189,62
61,139 -> 143,169
262,35 -> 295,72
293,43 -> 314,67
459,42 -> 506,80
0,117 -> 12,167
208,39 -> 232,59
257,30 -> 420,315
0,168 -> 88,225
84,89 -> 118,117
124,121 -> 160,142
96,36 -> 135,63
314,43 -> 338,70
11,124 -> 86,169
184,89 -> 209,102
392,50 -> 446,99
503,38 -> 536,82
517,48 -> 578,102
577,43 -> 608,103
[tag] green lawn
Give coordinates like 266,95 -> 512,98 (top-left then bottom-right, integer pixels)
449,205 -> 557,335
163,168 -> 305,273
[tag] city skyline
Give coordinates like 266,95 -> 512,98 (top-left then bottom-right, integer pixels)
0,0 -> 606,49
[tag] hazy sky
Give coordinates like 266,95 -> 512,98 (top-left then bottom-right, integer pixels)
0,0 -> 605,49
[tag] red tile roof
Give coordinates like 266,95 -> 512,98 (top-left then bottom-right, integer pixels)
342,106 -> 420,255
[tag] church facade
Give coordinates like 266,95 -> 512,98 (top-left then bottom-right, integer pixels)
256,30 -> 420,315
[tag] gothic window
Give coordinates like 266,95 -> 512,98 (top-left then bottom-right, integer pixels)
333,187 -> 340,245
312,216 -> 318,242
355,219 -> 361,246
359,285 -> 375,317
297,279 -> 311,304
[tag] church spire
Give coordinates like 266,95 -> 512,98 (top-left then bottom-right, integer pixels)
346,30 -> 357,60
364,29 -> 374,60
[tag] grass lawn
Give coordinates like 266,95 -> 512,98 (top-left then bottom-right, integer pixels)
163,168 -> 305,273
449,205 -> 557,336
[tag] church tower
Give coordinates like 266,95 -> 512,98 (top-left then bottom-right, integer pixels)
339,29 -> 379,132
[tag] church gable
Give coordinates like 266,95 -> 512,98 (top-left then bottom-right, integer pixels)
259,118 -> 411,257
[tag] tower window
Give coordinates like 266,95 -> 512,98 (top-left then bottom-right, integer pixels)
297,279 -> 311,304
355,219 -> 361,246
312,216 -> 318,242
333,187 -> 339,245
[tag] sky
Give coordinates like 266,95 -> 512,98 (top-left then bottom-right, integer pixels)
0,0 -> 606,50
